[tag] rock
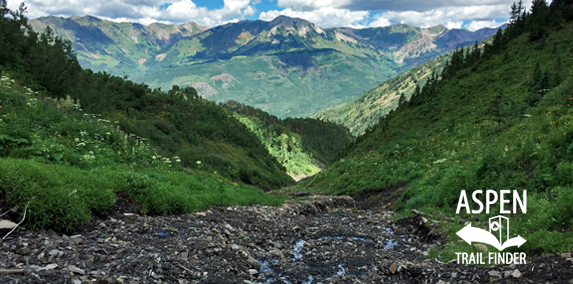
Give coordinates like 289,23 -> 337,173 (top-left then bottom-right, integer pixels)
16,246 -> 30,255
0,219 -> 17,230
72,237 -> 84,245
247,269 -> 259,277
389,263 -> 397,274
69,265 -> 86,275
270,247 -> 286,263
230,244 -> 240,251
195,212 -> 206,217
488,270 -> 501,278
562,252 -> 572,258
436,281 -> 446,284
45,263 -> 58,270
72,279 -> 82,284
49,249 -> 64,258
123,213 -> 137,223
511,269 -> 521,278
246,256 -> 261,269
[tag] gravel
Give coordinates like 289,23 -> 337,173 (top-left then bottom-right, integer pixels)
1,195 -> 572,283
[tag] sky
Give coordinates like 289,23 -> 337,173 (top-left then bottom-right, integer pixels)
7,0 -> 524,31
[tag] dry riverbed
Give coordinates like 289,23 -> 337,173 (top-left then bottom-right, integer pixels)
1,195 -> 572,284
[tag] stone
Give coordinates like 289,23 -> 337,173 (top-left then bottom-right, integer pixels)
0,219 -> 17,230
436,281 -> 446,284
49,249 -> 64,258
562,252 -> 572,258
123,213 -> 137,223
246,256 -> 261,269
271,247 -> 286,262
69,265 -> 86,275
389,263 -> 397,274
73,279 -> 82,284
16,246 -> 30,255
230,244 -> 240,251
46,263 -> 58,270
488,270 -> 501,277
511,269 -> 521,278
248,269 -> 259,276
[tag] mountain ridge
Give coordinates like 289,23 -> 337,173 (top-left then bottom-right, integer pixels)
29,15 -> 502,117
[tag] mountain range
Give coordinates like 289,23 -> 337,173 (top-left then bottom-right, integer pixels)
30,15 -> 502,117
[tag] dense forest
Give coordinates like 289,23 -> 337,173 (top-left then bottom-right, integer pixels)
224,101 -> 351,179
306,0 -> 573,257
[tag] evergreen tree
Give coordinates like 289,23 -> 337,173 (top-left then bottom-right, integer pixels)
529,0 -> 550,40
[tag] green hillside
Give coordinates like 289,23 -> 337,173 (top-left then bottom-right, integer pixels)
224,101 -> 352,180
0,3 -> 293,231
30,15 -> 500,118
311,52 -> 452,136
304,0 -> 573,256
29,15 -> 207,74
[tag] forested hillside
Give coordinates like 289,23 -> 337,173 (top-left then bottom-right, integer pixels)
312,53 -> 451,136
305,0 -> 573,256
30,15 -> 501,118
0,1 -> 293,231
224,101 -> 351,180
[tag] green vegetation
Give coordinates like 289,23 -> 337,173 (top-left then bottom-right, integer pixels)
224,101 -> 351,180
312,53 -> 451,136
304,0 -> 573,256
31,14 -> 499,118
0,77 -> 283,231
0,1 -> 288,231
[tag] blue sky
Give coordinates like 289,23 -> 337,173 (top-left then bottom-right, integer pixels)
8,0 -> 520,31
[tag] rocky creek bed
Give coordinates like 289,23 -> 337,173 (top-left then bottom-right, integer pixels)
1,195 -> 572,284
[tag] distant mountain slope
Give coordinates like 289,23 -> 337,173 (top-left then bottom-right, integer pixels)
311,52 -> 451,136
29,16 -> 207,73
30,15 -> 500,118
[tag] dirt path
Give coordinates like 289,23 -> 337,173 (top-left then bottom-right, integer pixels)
1,195 -> 572,283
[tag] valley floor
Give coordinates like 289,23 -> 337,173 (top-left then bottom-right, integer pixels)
1,194 -> 572,284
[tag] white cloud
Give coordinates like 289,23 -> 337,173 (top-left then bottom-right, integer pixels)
11,0 -> 257,27
276,0 -> 351,9
465,19 -> 507,31
369,4 -> 509,29
10,0 -> 517,30
260,7 -> 368,28
368,16 -> 391,28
